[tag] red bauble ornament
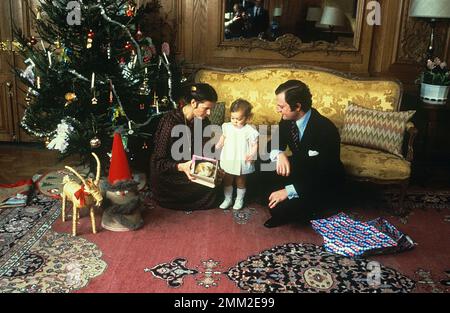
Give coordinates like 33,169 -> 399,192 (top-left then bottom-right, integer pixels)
88,30 -> 95,39
28,36 -> 38,46
124,41 -> 133,50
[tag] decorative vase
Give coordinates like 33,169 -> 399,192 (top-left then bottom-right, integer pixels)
420,83 -> 450,105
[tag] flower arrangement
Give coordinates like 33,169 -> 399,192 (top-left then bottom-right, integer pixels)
422,58 -> 450,86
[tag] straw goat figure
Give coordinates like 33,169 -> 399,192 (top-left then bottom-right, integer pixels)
61,153 -> 103,236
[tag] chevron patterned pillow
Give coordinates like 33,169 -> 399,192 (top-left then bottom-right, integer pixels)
209,102 -> 225,125
341,103 -> 415,158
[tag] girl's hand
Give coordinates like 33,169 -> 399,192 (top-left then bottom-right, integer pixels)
177,161 -> 196,181
245,153 -> 256,163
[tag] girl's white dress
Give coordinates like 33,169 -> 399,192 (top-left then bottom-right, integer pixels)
219,123 -> 259,176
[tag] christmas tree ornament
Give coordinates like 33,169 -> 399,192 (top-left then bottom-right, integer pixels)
109,81 -> 114,105
124,41 -> 133,51
36,7 -> 42,20
139,78 -> 149,96
54,39 -> 61,49
20,58 -> 35,86
90,136 -> 101,148
139,103 -> 145,110
47,119 -> 74,153
152,91 -> 160,114
28,36 -> 38,46
65,92 -> 77,106
128,121 -> 134,135
87,29 -> 94,49
126,3 -> 135,17
65,47 -> 73,56
135,26 -> 143,41
25,93 -> 31,105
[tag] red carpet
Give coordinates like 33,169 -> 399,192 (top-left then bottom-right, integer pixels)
51,194 -> 450,293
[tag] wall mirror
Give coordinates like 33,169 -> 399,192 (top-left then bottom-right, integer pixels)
221,0 -> 362,57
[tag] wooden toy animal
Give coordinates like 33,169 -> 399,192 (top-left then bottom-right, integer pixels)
61,152 -> 103,236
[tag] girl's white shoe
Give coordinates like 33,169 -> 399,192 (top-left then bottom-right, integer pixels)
233,188 -> 246,210
233,198 -> 244,210
220,197 -> 233,209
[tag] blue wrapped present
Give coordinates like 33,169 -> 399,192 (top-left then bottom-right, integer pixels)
311,213 -> 415,257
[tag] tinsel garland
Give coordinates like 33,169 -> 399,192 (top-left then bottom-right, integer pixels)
22,1 -> 176,137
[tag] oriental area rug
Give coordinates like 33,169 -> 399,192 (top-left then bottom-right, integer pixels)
0,195 -> 107,293
1,175 -> 449,293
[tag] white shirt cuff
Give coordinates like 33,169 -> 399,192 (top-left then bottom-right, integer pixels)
270,150 -> 283,162
286,184 -> 299,200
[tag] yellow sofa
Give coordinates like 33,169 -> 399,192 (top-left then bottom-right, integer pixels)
194,64 -> 418,212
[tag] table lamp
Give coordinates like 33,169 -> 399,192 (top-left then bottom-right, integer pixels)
409,0 -> 450,60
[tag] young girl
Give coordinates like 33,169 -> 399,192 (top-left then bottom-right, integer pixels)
216,99 -> 259,210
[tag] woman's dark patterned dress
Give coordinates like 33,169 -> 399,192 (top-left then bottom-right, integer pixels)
150,109 -> 217,210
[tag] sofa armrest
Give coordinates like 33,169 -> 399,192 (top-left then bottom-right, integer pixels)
405,122 -> 418,162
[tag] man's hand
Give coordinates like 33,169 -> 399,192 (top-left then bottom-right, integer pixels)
276,153 -> 291,177
177,161 -> 196,181
268,189 -> 288,209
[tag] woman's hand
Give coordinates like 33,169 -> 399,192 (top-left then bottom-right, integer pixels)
177,161 -> 196,181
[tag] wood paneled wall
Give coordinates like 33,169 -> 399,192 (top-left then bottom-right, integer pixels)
159,0 -> 450,88
2,0 -> 450,142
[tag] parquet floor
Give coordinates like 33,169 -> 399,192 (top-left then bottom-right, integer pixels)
0,143 -> 80,184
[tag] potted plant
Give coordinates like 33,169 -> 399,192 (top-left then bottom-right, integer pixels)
420,57 -> 450,105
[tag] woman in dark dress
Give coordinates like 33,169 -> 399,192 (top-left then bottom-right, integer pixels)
150,83 -> 219,210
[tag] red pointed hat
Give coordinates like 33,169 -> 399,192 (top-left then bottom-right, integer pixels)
108,132 -> 132,185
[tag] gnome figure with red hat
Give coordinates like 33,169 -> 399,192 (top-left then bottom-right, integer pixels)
101,132 -> 144,232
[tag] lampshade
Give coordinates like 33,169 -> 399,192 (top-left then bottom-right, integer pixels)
306,7 -> 322,22
273,7 -> 282,17
320,6 -> 346,27
409,0 -> 450,19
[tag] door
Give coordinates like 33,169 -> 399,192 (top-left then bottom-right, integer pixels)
0,0 -> 38,142
0,0 -> 17,141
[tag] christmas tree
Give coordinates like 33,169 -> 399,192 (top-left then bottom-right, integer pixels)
13,0 -> 179,172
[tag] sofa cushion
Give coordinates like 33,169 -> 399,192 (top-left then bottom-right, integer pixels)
210,102 -> 225,125
195,67 -> 402,128
341,144 -> 411,181
341,103 -> 415,158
